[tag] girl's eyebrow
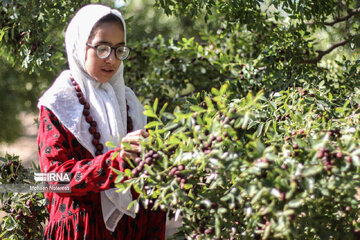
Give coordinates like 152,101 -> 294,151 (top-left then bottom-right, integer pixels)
95,41 -> 125,46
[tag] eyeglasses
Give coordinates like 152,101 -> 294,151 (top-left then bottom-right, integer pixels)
86,43 -> 131,61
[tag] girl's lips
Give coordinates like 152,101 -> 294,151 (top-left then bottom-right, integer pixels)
101,69 -> 114,73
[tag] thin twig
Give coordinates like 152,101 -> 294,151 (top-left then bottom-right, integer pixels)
300,37 -> 352,64
306,7 -> 360,26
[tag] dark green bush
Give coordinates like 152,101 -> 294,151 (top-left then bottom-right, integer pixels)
113,67 -> 360,238
1,1 -> 360,239
0,154 -> 48,239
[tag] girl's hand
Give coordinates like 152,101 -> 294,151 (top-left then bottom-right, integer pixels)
118,129 -> 149,160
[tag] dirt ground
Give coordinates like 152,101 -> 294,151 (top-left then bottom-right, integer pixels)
0,112 -> 39,168
0,112 -> 182,238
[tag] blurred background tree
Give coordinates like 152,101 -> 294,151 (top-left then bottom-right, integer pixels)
0,0 -> 360,143
0,0 -> 210,142
2,1 -> 360,239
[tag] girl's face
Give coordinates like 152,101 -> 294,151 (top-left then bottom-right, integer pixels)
85,21 -> 124,83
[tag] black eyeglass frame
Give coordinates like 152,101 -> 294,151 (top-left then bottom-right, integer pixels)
86,43 -> 131,61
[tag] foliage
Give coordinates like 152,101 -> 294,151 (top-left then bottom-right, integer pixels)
0,0 -> 92,143
123,0 -> 206,43
152,0 -> 360,72
114,62 -> 360,238
0,0 -> 91,73
0,0 -> 214,144
125,35 -> 224,109
0,58 -> 54,143
1,0 -> 360,239
123,0 -> 360,112
1,0 -> 358,141
0,154 -> 48,240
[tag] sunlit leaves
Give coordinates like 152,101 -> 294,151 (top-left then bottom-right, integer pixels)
114,78 -> 360,239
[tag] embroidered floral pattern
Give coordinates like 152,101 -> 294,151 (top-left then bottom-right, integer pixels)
74,172 -> 82,182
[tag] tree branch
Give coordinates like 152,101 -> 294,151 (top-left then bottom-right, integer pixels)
301,37 -> 352,64
307,7 -> 360,26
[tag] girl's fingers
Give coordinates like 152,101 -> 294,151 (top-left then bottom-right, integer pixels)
120,151 -> 131,161
122,134 -> 141,143
124,129 -> 149,138
119,130 -> 148,155
140,129 -> 149,138
121,129 -> 149,144
119,150 -> 138,161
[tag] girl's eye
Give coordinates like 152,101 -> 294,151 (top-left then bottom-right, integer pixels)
97,45 -> 110,55
116,49 -> 125,55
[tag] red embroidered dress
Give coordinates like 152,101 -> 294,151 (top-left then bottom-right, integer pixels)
37,106 -> 166,239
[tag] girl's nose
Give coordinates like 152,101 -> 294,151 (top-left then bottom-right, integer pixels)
106,49 -> 117,62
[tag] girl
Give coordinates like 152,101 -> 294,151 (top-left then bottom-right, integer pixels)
37,4 -> 165,239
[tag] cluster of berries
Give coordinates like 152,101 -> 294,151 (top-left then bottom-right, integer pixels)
131,150 -> 160,177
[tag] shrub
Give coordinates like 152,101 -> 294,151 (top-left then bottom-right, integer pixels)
0,154 -> 48,240
114,76 -> 360,239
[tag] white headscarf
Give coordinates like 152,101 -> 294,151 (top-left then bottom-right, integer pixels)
38,4 -> 146,232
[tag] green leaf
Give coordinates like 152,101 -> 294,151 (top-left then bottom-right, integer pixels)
145,121 -> 162,129
302,166 -> 323,177
143,109 -> 158,119
159,102 -> 168,117
219,83 -> 228,96
288,198 -> 304,208
133,183 -> 142,194
110,167 -> 123,176
256,122 -> 264,137
115,183 -> 126,191
204,96 -> 214,110
153,98 -> 158,113
105,141 -> 116,148
242,112 -> 250,129
269,120 -> 275,134
163,112 -> 175,120
328,92 -> 333,101
251,188 -> 267,204
127,199 -> 139,212
215,214 -> 221,236
125,157 -> 135,169
263,223 -> 271,239
173,126 -> 187,135
115,174 -> 125,183
121,142 -> 132,151
190,105 -> 206,112
184,183 -> 192,190
352,155 -> 360,166
144,164 -> 156,176
125,169 -> 132,177
111,151 -> 119,160
163,122 -> 179,132
211,88 -> 219,96
0,27 -> 10,41
335,107 -> 345,114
